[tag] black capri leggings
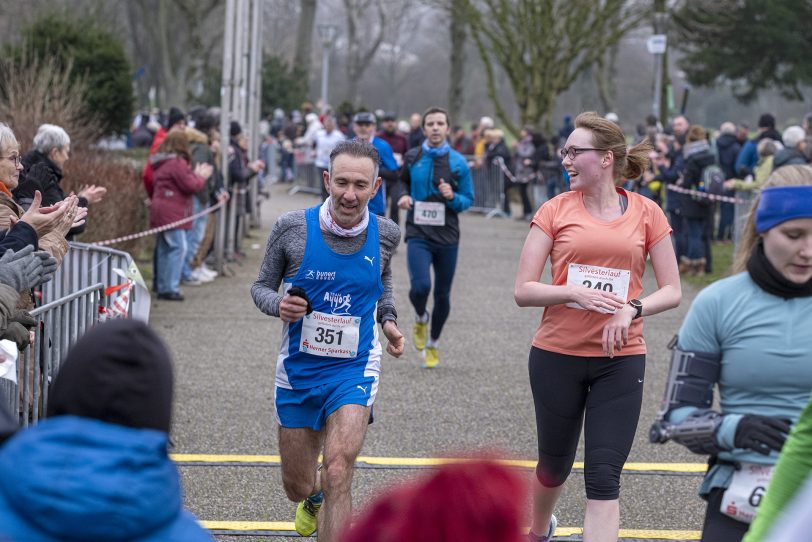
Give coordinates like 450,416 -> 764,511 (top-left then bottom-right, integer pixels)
529,347 -> 645,500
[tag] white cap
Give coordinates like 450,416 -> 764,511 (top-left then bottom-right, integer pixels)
783,125 -> 806,148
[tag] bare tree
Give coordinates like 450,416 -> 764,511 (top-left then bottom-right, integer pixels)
343,0 -> 386,106
127,0 -> 224,108
594,45 -> 620,114
446,0 -> 467,123
293,0 -> 317,76
467,0 -> 647,135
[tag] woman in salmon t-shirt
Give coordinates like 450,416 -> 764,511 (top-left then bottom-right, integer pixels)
514,112 -> 682,542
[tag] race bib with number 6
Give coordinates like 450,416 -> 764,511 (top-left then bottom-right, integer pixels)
566,263 -> 630,311
720,462 -> 774,524
300,311 -> 361,358
414,201 -> 446,226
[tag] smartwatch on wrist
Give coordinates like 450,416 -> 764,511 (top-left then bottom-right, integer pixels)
629,299 -> 643,319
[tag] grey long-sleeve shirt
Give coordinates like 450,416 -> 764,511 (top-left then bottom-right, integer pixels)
251,210 -> 401,324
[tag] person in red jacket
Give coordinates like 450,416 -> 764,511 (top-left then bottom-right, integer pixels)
150,131 -> 213,301
143,107 -> 187,197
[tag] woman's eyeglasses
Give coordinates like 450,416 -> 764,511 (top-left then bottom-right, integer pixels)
1,154 -> 21,166
559,147 -> 606,160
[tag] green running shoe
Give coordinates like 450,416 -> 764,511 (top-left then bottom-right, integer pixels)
295,491 -> 323,536
423,346 -> 440,368
413,321 -> 428,351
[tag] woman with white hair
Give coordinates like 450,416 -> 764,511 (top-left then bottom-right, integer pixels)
772,126 -> 808,171
14,124 -> 106,237
0,122 -> 84,284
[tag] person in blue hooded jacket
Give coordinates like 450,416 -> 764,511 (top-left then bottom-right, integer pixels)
394,106 -> 474,368
352,112 -> 399,217
0,319 -> 212,542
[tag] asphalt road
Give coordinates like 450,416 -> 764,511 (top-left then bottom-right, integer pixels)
150,183 -> 708,541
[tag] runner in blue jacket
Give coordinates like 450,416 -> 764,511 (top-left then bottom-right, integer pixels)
394,107 -> 474,368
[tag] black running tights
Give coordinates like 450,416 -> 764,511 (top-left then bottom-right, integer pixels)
528,347 -> 645,500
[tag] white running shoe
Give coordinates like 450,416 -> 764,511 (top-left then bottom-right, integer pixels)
199,264 -> 218,278
191,268 -> 214,283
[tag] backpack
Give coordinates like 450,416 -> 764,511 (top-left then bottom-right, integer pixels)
700,164 -> 725,196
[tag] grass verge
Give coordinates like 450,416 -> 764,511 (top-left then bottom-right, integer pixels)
682,242 -> 735,288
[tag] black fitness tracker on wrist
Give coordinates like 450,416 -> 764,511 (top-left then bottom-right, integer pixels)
629,299 -> 643,319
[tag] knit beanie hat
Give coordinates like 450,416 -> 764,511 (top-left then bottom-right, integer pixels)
47,319 -> 174,433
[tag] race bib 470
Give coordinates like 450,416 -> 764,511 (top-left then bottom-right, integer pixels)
414,201 -> 446,226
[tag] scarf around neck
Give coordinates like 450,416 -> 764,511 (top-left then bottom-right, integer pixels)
682,139 -> 710,158
319,197 -> 369,237
422,139 -> 450,158
747,241 -> 812,299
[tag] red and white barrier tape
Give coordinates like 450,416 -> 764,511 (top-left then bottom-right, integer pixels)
666,184 -> 749,205
91,200 -> 226,247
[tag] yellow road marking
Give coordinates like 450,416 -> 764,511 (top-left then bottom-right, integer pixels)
172,453 -> 707,473
200,521 -> 701,539
202,521 -> 295,530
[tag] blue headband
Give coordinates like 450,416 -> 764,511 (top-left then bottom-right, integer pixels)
755,186 -> 812,233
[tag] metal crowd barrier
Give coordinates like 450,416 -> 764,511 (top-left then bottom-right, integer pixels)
732,189 -> 757,252
469,161 -> 507,218
0,284 -> 104,427
42,242 -> 137,316
261,139 -> 280,184
290,160 -> 323,195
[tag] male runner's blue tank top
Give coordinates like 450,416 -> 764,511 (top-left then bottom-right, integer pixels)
276,205 -> 384,389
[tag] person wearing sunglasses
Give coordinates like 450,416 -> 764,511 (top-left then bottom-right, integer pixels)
514,112 -> 681,542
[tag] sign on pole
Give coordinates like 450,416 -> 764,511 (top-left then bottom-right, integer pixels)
647,34 -> 667,54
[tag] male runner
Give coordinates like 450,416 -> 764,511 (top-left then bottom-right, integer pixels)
394,107 -> 474,368
251,140 -> 404,541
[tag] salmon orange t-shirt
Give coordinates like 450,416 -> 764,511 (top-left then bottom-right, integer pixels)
531,189 -> 672,357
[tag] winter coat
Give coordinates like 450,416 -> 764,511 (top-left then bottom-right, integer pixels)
486,140 -> 513,174
228,140 -> 252,186
143,127 -> 168,197
408,127 -> 424,150
715,133 -> 741,180
513,137 -> 537,182
0,220 -> 39,253
682,141 -> 717,220
376,130 -> 409,157
149,154 -> 205,230
15,150 -> 88,236
188,128 -> 223,206
772,148 -> 808,170
0,415 -> 212,542
0,191 -> 69,308
735,129 -> 783,177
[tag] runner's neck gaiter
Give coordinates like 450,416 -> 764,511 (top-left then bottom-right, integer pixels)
747,241 -> 812,299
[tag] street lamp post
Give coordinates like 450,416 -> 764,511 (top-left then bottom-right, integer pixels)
317,24 -> 338,107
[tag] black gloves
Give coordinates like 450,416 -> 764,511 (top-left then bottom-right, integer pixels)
287,286 -> 313,314
734,414 -> 792,456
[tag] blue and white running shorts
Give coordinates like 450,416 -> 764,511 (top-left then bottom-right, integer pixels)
275,375 -> 378,430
